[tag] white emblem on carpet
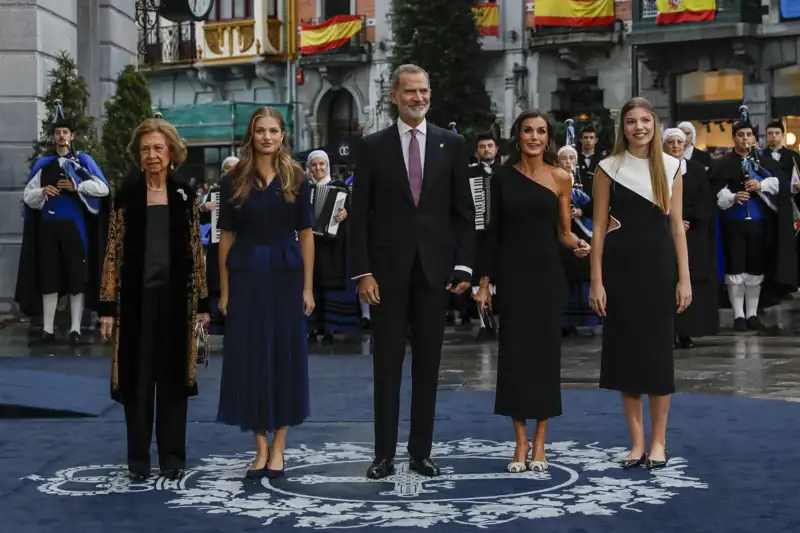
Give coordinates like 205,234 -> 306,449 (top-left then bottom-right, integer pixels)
24,438 -> 708,528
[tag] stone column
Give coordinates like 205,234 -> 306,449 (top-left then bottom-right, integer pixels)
0,0 -> 79,303
744,82 -> 768,135
98,0 -> 138,124
78,0 -> 102,122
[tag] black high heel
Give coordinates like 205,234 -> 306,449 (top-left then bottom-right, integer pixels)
245,450 -> 271,480
646,452 -> 668,471
620,453 -> 647,469
266,454 -> 285,480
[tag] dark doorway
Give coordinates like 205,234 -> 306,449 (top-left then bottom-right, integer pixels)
326,89 -> 360,174
323,0 -> 351,18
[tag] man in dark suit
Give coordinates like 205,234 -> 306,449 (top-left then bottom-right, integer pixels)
350,64 -> 475,480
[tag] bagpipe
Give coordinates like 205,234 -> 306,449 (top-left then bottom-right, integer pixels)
564,119 -> 593,238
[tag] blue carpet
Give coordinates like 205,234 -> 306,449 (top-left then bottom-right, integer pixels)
1,355 -> 799,532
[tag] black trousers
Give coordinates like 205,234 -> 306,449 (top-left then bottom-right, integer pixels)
124,286 -> 188,472
371,254 -> 448,461
38,220 -> 86,295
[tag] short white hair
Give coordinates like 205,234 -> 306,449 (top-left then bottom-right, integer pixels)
221,156 -> 239,170
390,64 -> 429,90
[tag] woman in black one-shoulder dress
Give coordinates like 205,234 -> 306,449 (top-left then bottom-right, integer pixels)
589,98 -> 692,471
475,110 -> 590,474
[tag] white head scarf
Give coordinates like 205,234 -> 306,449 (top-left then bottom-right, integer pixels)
221,156 -> 239,171
677,121 -> 697,147
306,150 -> 331,181
557,145 -> 578,157
662,128 -> 686,147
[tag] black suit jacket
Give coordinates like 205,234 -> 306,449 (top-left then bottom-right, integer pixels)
690,148 -> 713,170
350,122 -> 475,288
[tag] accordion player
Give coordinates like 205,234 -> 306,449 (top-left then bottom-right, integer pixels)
468,160 -> 498,231
309,179 -> 349,240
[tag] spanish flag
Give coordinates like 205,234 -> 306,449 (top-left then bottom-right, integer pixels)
473,2 -> 499,37
300,14 -> 362,55
533,0 -> 615,27
656,0 -> 716,24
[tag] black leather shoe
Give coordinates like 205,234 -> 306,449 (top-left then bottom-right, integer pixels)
746,316 -> 764,331
366,458 -> 394,479
409,458 -> 440,477
620,454 -> 647,469
678,336 -> 694,349
69,331 -> 82,346
161,468 -> 184,481
733,317 -> 747,331
128,469 -> 150,482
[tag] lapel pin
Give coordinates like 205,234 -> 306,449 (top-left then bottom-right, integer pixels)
440,143 -> 444,148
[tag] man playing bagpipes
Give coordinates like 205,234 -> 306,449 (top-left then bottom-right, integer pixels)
15,100 -> 110,345
710,107 -> 797,331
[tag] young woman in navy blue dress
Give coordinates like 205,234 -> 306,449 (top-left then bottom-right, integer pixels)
216,107 -> 315,479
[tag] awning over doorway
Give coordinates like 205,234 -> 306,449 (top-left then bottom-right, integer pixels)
155,102 -> 293,145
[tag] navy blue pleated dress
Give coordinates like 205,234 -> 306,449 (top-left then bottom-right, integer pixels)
216,174 -> 313,433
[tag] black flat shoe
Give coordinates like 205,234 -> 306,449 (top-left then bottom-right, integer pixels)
366,458 -> 395,479
409,457 -> 440,477
646,453 -> 669,471
620,454 -> 647,469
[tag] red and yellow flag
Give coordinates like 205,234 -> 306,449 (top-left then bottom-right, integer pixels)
473,3 -> 499,37
533,0 -> 615,27
656,0 -> 716,24
299,15 -> 362,55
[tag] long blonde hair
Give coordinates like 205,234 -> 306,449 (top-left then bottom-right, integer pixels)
612,97 -> 670,213
230,107 -> 303,205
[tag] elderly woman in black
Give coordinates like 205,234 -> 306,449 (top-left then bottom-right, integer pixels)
99,118 -> 210,482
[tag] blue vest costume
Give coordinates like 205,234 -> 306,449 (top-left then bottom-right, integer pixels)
14,151 -> 109,317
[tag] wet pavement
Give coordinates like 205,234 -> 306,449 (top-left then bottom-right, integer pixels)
4,296 -> 800,403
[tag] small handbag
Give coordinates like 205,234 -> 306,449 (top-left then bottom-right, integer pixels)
194,321 -> 210,368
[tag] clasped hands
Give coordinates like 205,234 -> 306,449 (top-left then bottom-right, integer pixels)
43,179 -> 75,198
99,313 -> 210,342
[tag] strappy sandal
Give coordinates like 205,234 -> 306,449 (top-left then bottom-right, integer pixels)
506,461 -> 527,473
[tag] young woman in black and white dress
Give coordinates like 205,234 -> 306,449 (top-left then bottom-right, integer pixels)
589,97 -> 692,471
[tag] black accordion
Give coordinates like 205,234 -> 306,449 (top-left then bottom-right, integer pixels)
468,165 -> 492,231
309,181 -> 348,240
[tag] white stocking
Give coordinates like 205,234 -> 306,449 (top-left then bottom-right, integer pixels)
69,293 -> 84,334
725,275 -> 745,320
42,293 -> 58,334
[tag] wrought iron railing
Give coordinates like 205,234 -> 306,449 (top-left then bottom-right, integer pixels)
140,22 -> 196,65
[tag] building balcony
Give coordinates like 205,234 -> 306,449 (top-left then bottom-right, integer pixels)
629,0 -> 762,45
527,20 -> 625,50
297,15 -> 371,68
139,22 -> 197,67
196,17 -> 285,65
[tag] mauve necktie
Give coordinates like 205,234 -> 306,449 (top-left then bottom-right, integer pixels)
408,129 -> 423,206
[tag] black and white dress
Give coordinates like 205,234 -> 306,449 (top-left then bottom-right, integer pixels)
598,152 -> 681,395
